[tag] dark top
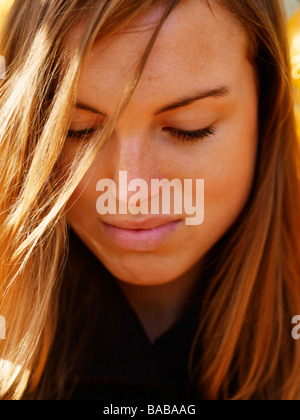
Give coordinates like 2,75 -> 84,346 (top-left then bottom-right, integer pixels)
37,230 -> 205,400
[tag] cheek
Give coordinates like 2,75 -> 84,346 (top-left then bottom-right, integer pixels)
204,159 -> 254,235
208,141 -> 257,201
178,138 -> 257,266
203,134 -> 258,242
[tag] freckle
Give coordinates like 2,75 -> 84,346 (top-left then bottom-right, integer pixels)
145,72 -> 162,84
146,75 -> 155,83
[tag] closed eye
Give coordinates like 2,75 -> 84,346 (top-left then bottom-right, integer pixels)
67,128 -> 97,139
67,125 -> 216,143
163,125 -> 216,143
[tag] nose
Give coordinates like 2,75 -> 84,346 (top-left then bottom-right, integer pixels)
118,134 -> 150,180
103,129 -> 158,207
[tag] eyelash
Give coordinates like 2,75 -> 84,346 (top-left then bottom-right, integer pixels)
67,128 -> 97,138
163,125 -> 216,143
67,125 -> 216,143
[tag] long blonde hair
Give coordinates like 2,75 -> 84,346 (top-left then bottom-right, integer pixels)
0,0 -> 300,400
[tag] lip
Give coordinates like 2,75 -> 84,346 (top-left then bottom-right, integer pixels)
101,218 -> 182,251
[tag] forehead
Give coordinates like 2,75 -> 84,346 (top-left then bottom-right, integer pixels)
66,0 -> 249,109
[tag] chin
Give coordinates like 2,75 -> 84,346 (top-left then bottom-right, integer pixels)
100,255 -> 186,287
100,251 -> 195,286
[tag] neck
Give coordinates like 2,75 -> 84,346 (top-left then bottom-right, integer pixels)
117,261 -> 202,343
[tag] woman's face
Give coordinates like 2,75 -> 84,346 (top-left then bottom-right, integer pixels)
64,0 -> 258,286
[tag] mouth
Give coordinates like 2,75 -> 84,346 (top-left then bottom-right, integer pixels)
101,218 -> 182,251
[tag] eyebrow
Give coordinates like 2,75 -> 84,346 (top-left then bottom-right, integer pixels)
154,86 -> 230,115
75,85 -> 230,117
75,102 -> 106,116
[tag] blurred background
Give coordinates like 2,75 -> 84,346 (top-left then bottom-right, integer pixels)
0,0 -> 12,32
287,0 -> 300,140
284,0 -> 299,15
0,0 -> 299,139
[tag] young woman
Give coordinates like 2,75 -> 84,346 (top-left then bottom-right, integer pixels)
0,0 -> 300,400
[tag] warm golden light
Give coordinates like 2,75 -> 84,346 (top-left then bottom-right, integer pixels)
288,6 -> 300,139
0,0 -> 13,32
0,0 -> 299,138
